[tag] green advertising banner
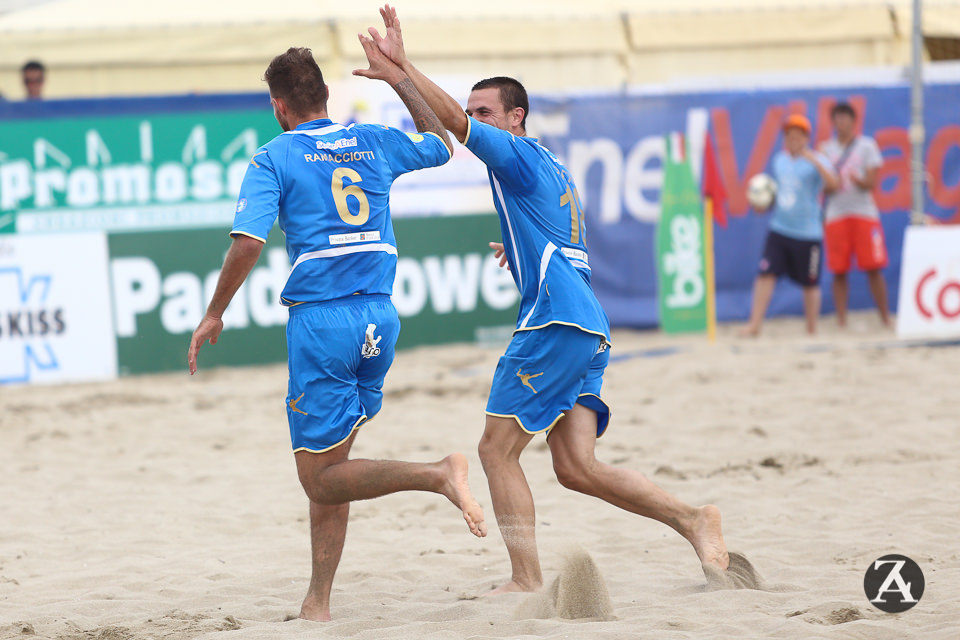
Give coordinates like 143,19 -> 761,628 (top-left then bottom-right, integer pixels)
2,97 -> 519,380
0,108 -> 279,235
108,214 -> 518,375
656,137 -> 707,334
393,214 -> 518,348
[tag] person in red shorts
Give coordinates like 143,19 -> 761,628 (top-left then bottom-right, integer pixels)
819,102 -> 891,328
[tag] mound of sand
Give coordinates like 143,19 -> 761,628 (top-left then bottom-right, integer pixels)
515,547 -> 615,621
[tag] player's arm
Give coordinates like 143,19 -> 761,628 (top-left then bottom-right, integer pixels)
851,167 -> 878,191
369,4 -> 469,143
851,140 -> 881,191
353,29 -> 453,154
802,148 -> 840,192
188,235 -> 263,375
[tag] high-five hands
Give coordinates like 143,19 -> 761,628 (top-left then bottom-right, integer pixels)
369,4 -> 408,67
353,27 -> 403,84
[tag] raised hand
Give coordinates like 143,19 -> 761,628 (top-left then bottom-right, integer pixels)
375,4 -> 408,67
353,31 -> 404,84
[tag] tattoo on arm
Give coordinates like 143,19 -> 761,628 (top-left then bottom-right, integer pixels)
393,78 -> 452,150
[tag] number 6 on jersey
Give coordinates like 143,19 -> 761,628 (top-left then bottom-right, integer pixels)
332,167 -> 370,225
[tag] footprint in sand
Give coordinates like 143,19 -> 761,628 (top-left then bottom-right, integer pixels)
703,551 -> 765,590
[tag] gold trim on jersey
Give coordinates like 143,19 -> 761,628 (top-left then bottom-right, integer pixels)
229,230 -> 267,243
513,320 -> 611,345
423,131 -> 453,161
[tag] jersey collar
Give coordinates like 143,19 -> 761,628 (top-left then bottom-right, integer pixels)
295,118 -> 333,130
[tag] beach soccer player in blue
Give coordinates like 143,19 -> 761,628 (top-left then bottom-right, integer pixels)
365,4 -> 735,595
188,43 -> 486,621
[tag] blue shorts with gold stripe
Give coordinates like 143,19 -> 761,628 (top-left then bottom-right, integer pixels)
285,294 -> 399,453
485,323 -> 610,436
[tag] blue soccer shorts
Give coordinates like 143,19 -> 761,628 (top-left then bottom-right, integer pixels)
485,323 -> 611,436
285,294 -> 400,453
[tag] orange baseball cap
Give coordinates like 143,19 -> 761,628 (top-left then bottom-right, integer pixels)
782,114 -> 812,134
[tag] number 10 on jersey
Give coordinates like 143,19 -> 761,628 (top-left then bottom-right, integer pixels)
560,185 -> 584,243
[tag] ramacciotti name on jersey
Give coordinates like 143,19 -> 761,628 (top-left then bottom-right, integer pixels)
304,150 -> 377,163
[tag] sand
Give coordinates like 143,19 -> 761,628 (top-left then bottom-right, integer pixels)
1,311 -> 958,639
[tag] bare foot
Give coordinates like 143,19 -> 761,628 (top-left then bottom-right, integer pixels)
439,453 -> 487,538
299,595 -> 331,622
484,579 -> 540,596
690,505 -> 729,571
738,325 -> 760,338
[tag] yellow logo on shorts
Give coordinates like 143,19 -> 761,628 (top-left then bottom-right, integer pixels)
289,392 -> 309,416
516,369 -> 544,394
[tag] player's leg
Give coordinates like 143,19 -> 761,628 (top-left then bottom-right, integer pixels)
295,299 -> 485,534
477,415 -> 540,594
740,274 -> 776,336
298,432 -> 356,622
481,327 -> 585,594
866,270 -> 891,327
802,285 -> 821,334
548,404 -> 729,570
854,218 -> 892,327
826,218 -> 853,327
740,232 -> 781,336
801,240 -> 823,335
288,299 -> 485,620
832,273 -> 850,327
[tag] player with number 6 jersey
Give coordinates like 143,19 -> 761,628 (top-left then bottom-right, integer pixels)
232,122 -> 449,305
188,43 -> 487,623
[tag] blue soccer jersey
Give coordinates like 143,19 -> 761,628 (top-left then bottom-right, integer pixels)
769,150 -> 833,241
232,118 -> 450,305
463,117 -> 610,340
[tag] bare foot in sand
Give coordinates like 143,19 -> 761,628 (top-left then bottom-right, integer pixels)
439,453 -> 487,538
690,505 -> 729,571
738,325 -> 760,338
485,579 -> 541,596
299,596 -> 331,622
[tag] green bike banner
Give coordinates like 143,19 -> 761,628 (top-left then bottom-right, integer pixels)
656,136 -> 707,334
108,214 -> 518,376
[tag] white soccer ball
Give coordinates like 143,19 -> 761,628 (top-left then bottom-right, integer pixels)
746,173 -> 777,211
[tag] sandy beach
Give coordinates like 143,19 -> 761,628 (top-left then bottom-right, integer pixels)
1,312 -> 957,639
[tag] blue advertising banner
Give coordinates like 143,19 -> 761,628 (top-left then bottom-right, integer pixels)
532,82 -> 960,327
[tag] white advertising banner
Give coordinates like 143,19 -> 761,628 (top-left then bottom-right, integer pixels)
0,233 -> 117,385
896,226 -> 960,340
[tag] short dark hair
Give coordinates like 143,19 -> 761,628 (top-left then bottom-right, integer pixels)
830,102 -> 857,120
22,60 -> 45,74
263,47 -> 328,117
472,76 -> 529,130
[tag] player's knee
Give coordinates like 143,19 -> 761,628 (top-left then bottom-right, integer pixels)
552,456 -> 591,493
296,466 -> 337,505
477,435 -> 497,470
478,433 -> 512,470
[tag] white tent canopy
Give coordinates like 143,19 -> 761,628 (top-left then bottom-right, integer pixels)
1,0 -> 958,99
